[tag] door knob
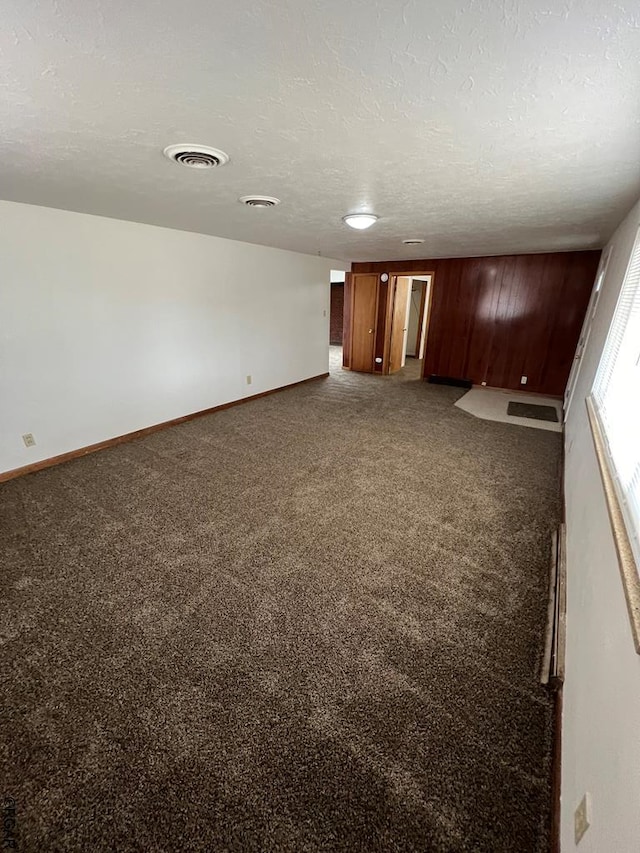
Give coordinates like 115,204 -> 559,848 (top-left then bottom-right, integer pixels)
368,329 -> 374,334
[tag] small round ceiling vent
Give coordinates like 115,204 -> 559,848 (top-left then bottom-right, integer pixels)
163,144 -> 229,169
239,195 -> 281,208
402,238 -> 425,245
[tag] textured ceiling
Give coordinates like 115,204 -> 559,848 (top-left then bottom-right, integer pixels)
2,0 -> 640,262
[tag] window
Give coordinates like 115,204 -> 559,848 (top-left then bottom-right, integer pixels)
591,229 -> 640,569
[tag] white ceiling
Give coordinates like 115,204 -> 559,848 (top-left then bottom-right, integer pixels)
2,0 -> 640,262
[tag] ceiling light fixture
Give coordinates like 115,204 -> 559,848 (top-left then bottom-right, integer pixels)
239,195 -> 281,208
343,213 -> 379,230
163,144 -> 230,168
402,238 -> 425,245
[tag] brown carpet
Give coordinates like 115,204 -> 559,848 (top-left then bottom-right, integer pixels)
1,347 -> 560,852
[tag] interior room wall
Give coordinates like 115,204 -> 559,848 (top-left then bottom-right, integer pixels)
0,200 -> 348,476
561,198 -> 640,852
352,252 -> 600,395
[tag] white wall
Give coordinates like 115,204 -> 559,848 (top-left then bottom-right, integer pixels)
562,198 -> 640,851
0,200 -> 348,475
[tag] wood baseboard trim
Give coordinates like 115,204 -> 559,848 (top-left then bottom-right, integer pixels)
0,372 -> 329,484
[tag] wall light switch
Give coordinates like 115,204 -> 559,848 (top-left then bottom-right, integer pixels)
574,792 -> 591,845
520,375 -> 528,385
246,375 -> 252,385
22,433 -> 36,448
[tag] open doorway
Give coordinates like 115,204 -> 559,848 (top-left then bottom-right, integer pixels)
387,273 -> 433,379
406,276 -> 431,361
330,269 -> 346,372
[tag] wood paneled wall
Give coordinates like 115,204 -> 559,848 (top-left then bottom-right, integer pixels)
352,251 -> 601,396
330,284 -> 344,344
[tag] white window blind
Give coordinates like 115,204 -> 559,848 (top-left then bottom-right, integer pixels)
592,229 -> 640,567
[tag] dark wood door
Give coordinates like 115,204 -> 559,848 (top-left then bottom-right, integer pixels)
388,276 -> 411,373
349,274 -> 378,372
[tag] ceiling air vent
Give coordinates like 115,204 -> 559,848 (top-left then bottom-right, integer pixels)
402,238 -> 425,245
163,144 -> 230,169
239,195 -> 281,208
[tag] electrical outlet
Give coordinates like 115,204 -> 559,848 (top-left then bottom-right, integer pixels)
574,792 -> 591,845
246,375 -> 252,385
520,375 -> 528,385
481,381 -> 487,386
22,433 -> 36,448
323,309 -> 327,317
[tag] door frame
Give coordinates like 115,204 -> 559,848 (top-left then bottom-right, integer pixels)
387,271 -> 435,377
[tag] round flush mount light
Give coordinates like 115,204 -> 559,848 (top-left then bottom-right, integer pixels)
402,238 -> 425,245
163,144 -> 230,169
239,195 -> 281,208
343,213 -> 379,230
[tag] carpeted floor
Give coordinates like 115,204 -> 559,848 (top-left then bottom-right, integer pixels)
1,347 -> 560,852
